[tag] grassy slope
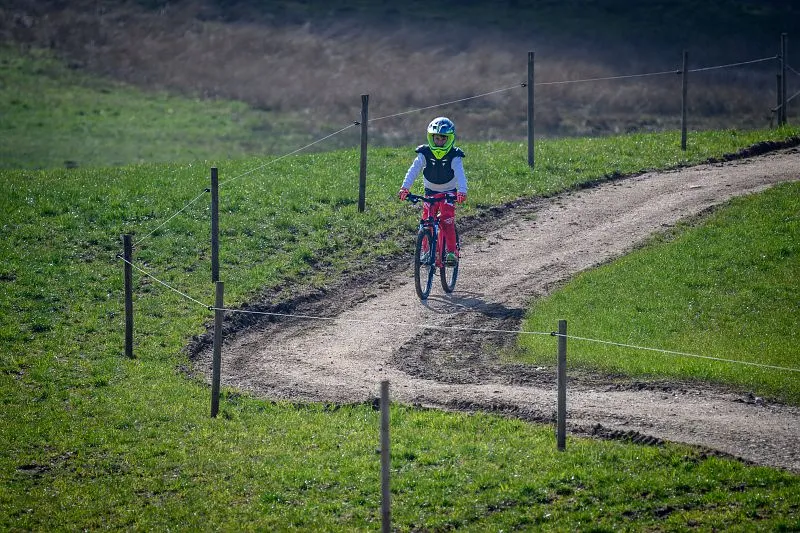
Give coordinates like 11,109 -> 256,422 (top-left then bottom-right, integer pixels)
2,128 -> 800,528
1,5 -> 799,526
0,46 -> 350,169
520,181 -> 800,403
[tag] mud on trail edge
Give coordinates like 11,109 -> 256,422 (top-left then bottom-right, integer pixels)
189,139 -> 800,473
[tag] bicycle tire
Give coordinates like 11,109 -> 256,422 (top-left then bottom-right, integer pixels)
439,226 -> 460,293
414,228 -> 436,300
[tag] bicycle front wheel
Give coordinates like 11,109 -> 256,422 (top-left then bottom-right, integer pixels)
414,229 -> 436,300
439,226 -> 460,294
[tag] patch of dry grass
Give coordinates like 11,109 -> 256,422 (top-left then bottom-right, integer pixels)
1,0 -> 794,146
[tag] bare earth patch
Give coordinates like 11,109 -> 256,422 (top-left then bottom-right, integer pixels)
192,146 -> 800,473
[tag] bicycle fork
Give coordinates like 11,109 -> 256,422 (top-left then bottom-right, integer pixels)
419,219 -> 452,269
419,220 -> 439,267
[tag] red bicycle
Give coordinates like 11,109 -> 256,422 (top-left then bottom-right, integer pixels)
404,193 -> 461,299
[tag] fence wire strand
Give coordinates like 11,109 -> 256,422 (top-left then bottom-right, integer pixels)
535,69 -> 679,86
371,84 -> 524,122
534,56 -> 777,87
218,122 -> 358,188
118,255 -> 209,308
133,189 -> 209,248
552,333 -> 800,373
771,87 -> 800,112
687,55 -> 777,73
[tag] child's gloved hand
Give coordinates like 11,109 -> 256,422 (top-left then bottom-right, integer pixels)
398,188 -> 410,200
456,192 -> 467,204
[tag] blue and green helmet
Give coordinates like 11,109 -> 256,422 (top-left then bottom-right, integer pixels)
426,116 -> 456,158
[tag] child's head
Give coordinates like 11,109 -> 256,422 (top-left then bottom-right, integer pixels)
426,117 -> 455,155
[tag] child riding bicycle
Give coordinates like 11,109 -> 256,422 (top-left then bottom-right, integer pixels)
398,116 -> 467,266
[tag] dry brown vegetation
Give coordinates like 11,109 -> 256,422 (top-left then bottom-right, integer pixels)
1,0 -> 793,146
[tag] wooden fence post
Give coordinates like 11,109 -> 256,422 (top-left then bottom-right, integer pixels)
380,380 -> 391,533
527,51 -> 535,168
557,319 -> 567,451
781,33 -> 788,126
681,50 -> 689,151
122,234 -> 134,359
381,381 -> 392,533
776,72 -> 783,127
211,281 -> 224,418
211,167 -> 219,283
358,94 -> 369,213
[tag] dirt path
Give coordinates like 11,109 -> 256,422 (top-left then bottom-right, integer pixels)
194,146 -> 800,473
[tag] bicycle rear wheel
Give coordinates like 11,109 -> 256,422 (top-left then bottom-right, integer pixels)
414,229 -> 436,300
439,226 -> 460,293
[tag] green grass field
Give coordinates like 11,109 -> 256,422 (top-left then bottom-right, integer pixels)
0,45 -> 356,169
1,44 -> 799,530
520,181 -> 800,403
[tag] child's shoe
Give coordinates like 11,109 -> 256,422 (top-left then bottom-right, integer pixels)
444,252 -> 458,266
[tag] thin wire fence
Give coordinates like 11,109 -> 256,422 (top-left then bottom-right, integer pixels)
551,333 -> 800,373
131,122 -> 358,249
130,53 -> 791,250
118,251 -> 800,374
217,122 -> 358,189
118,49 -> 797,377
122,58 -> 796,272
119,255 -> 209,308
134,189 -> 209,248
686,55 -> 776,73
535,69 -> 678,86
370,84 -> 525,122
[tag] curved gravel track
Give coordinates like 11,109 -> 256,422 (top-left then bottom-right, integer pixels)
192,145 -> 800,472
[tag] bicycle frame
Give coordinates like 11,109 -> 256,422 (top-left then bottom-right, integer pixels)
405,192 -> 460,298
406,193 -> 455,267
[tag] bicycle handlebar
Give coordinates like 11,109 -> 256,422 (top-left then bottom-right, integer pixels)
404,193 -> 457,205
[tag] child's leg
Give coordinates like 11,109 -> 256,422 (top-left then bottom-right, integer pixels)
439,202 -> 457,253
421,203 -> 432,252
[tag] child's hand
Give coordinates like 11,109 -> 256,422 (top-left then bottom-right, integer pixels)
456,192 -> 467,204
399,188 -> 410,200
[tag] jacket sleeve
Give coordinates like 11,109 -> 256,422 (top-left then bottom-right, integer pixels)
401,153 -> 426,190
452,156 -> 467,194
